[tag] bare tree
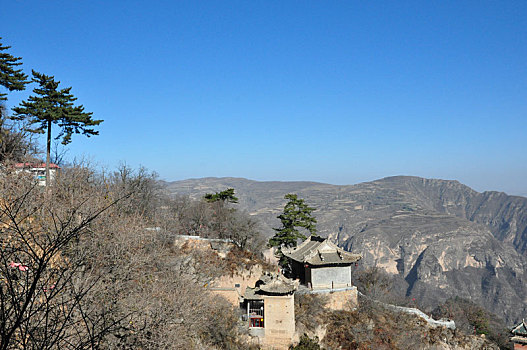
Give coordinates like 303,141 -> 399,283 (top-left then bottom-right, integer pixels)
0,104 -> 39,163
168,192 -> 265,253
0,161 -> 258,350
80,202 -> 251,349
0,167 -> 124,350
49,140 -> 68,167
105,164 -> 160,220
353,266 -> 393,302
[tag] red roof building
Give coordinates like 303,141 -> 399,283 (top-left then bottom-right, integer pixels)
14,163 -> 60,186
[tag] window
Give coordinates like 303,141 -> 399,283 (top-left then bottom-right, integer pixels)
248,300 -> 264,328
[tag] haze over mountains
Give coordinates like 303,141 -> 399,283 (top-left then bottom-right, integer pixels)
164,176 -> 527,324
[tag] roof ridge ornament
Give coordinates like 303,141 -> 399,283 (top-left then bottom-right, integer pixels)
304,248 -> 319,262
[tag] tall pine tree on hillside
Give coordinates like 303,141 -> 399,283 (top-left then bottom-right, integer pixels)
12,70 -> 102,187
0,37 -> 28,101
269,193 -> 317,263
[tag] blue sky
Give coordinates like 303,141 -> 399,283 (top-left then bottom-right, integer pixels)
2,1 -> 526,195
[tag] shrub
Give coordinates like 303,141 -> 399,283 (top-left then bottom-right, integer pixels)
290,334 -> 321,350
295,293 -> 328,332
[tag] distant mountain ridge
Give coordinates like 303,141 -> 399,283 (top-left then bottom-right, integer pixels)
163,176 -> 527,253
375,176 -> 527,254
163,176 -> 527,324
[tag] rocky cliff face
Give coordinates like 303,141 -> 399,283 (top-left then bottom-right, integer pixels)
163,176 -> 527,324
374,176 -> 527,255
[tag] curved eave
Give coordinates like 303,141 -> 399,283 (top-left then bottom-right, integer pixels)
258,290 -> 296,296
305,262 -> 359,267
511,336 -> 527,344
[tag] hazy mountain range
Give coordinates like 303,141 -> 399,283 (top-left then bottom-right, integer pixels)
163,176 -> 527,324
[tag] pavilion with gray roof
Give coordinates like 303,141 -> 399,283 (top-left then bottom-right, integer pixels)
282,235 -> 362,290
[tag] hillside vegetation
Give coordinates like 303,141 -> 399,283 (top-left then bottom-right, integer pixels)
0,163 -> 266,349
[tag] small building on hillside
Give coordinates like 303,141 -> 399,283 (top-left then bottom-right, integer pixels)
511,320 -> 527,349
15,163 -> 60,186
244,273 -> 298,349
282,235 -> 362,290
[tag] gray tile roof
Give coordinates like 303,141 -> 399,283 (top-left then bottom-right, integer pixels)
243,273 -> 298,297
244,287 -> 263,300
512,320 -> 527,336
282,236 -> 362,266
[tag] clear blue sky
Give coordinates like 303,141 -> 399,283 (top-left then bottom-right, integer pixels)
2,1 -> 526,195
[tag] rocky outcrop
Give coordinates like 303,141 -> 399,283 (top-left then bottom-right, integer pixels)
343,211 -> 527,324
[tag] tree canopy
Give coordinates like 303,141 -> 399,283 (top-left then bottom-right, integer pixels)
0,37 -> 33,163
0,37 -> 28,101
204,188 -> 238,204
269,193 -> 317,252
12,70 -> 102,145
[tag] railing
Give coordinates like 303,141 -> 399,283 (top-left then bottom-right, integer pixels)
249,307 -> 264,317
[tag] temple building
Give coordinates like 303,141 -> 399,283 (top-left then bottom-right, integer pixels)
244,272 -> 298,349
282,235 -> 362,290
511,320 -> 527,349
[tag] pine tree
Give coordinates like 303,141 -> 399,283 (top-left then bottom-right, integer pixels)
204,188 -> 238,204
269,193 -> 317,254
0,37 -> 28,101
12,70 -> 102,187
0,37 -> 30,162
